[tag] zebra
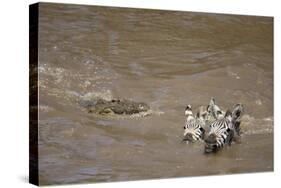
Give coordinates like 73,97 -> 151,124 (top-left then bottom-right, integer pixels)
182,98 -> 225,143
182,105 -> 206,143
206,97 -> 225,122
182,98 -> 241,145
206,98 -> 244,136
204,110 -> 234,153
204,104 -> 244,153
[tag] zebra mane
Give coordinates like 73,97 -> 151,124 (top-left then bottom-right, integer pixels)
224,110 -> 232,117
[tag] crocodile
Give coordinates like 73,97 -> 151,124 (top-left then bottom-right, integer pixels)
82,98 -> 150,115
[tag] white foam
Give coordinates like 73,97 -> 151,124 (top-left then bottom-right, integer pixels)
255,99 -> 263,105
241,114 -> 255,121
240,114 -> 274,135
263,117 -> 273,122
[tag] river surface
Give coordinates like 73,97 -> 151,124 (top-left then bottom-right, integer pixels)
37,3 -> 273,185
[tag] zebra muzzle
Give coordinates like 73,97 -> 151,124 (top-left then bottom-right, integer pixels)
182,133 -> 194,142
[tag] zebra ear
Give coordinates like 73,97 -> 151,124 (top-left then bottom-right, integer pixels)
209,97 -> 216,106
232,104 -> 244,120
185,104 -> 192,110
207,98 -> 215,113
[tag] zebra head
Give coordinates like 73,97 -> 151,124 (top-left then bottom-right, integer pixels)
207,97 -> 225,121
183,120 -> 205,143
183,105 -> 205,143
204,110 -> 234,153
204,127 -> 233,153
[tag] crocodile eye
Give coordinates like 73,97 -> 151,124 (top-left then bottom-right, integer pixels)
183,126 -> 186,129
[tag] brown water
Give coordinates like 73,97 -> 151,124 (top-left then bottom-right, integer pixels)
37,3 -> 273,185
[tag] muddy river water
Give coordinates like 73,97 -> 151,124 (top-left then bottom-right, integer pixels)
37,3 -> 273,185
